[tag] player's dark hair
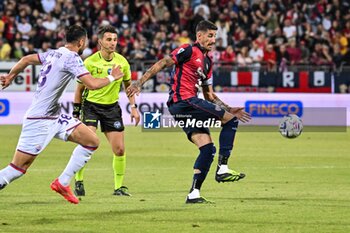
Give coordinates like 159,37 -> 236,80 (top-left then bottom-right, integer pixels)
65,25 -> 87,43
195,20 -> 218,33
97,25 -> 118,39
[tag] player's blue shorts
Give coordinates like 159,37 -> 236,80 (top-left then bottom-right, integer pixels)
168,97 -> 225,142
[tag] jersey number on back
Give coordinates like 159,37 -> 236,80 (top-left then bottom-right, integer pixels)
38,62 -> 52,88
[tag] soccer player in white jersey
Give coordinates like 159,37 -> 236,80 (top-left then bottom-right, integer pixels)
0,25 -> 124,204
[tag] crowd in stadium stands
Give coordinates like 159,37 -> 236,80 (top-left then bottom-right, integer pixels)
0,0 -> 350,71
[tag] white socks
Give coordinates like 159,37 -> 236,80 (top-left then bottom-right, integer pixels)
188,188 -> 200,199
217,165 -> 229,174
0,164 -> 25,187
58,145 -> 94,186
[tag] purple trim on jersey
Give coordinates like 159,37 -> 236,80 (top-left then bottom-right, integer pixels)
82,145 -> 98,151
37,54 -> 42,64
66,122 -> 82,132
16,149 -> 38,157
26,116 -> 58,120
77,72 -> 90,79
10,163 -> 27,174
185,99 -> 223,119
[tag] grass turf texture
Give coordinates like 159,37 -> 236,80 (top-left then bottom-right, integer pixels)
0,125 -> 349,233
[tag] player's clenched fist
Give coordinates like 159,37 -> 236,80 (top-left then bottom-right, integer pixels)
1,74 -> 13,90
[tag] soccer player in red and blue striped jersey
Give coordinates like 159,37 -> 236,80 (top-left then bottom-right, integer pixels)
127,20 -> 251,204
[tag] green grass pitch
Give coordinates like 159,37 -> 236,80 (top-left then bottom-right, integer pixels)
0,125 -> 349,233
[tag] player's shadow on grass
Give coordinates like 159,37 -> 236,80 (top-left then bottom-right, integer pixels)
136,190 -> 185,195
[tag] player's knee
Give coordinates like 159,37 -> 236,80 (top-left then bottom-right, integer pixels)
194,143 -> 215,173
113,146 -> 125,156
223,117 -> 239,129
88,135 -> 100,148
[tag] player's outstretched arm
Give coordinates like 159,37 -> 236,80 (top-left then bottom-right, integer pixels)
124,80 -> 140,126
126,56 -> 175,97
1,54 -> 40,90
79,65 -> 124,90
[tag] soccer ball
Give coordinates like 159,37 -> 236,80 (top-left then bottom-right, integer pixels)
279,114 -> 303,139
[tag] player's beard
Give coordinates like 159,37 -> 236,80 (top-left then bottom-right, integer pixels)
78,48 -> 84,55
207,43 -> 215,51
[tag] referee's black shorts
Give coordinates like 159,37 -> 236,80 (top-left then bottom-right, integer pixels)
82,100 -> 124,132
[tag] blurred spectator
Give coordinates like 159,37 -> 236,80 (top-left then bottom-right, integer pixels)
255,33 -> 267,50
310,43 -> 333,65
0,37 -> 11,60
249,40 -> 263,67
129,39 -> 147,60
190,5 -> 206,38
3,14 -> 16,43
154,0 -> 168,22
208,0 -> 220,22
263,43 -> 277,71
269,27 -> 287,49
343,21 -> 350,40
216,15 -> 229,47
63,0 -> 77,23
252,0 -> 268,27
194,0 -> 210,20
247,23 -> 260,41
265,2 -> 279,35
282,19 -> 296,39
141,1 -> 156,24
334,31 -> 348,56
38,40 -> 51,53
90,0 -> 107,11
239,0 -> 253,28
177,30 -> 191,45
299,40 -> 310,63
107,7 -> 118,27
17,17 -> 32,40
286,39 -> 302,65
322,14 -> 332,31
177,0 -> 193,30
219,45 -> 235,63
276,45 -> 290,72
21,39 -> 35,55
41,0 -> 56,14
237,46 -> 253,66
10,40 -> 24,59
332,43 -> 343,68
235,30 -> 251,51
215,37 -> 225,52
42,14 -> 58,31
118,4 -> 133,29
97,10 -> 108,25
0,15 -> 4,37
